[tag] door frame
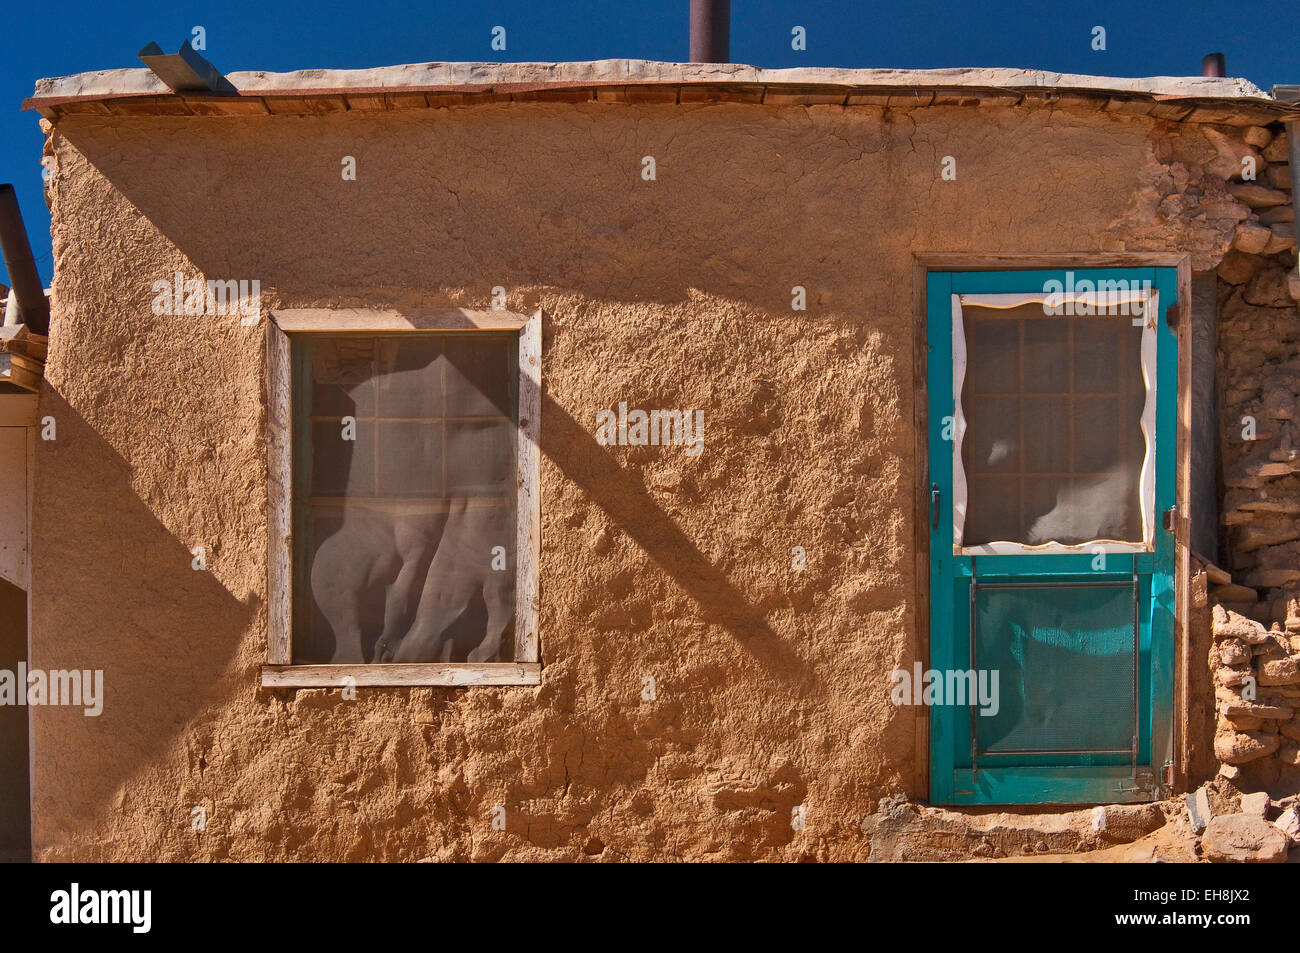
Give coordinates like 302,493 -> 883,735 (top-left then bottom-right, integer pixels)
0,391 -> 36,861
911,253 -> 1192,804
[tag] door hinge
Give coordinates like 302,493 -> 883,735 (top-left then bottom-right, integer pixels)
1162,507 -> 1176,533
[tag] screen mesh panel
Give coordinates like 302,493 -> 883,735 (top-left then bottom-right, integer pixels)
294,333 -> 518,664
961,302 -> 1146,546
973,582 -> 1136,756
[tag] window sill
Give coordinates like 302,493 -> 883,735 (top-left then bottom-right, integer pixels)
260,662 -> 541,688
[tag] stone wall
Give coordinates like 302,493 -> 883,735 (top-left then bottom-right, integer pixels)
1206,123 -> 1300,790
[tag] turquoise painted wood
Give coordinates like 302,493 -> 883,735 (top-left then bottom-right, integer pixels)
927,268 -> 1178,806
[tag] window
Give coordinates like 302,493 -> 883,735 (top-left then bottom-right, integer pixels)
262,309 -> 540,687
950,288 -> 1157,555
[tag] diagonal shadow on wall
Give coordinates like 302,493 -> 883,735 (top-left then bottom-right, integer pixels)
29,388 -> 253,853
537,388 -> 802,678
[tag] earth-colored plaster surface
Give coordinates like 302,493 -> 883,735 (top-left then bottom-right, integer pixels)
30,100 -> 1245,860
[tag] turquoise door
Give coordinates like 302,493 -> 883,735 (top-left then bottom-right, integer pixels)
927,268 -> 1177,805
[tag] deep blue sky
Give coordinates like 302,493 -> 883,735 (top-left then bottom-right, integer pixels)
1,0 -> 1293,286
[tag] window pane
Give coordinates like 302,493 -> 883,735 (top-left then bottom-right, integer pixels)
310,418 -> 375,496
1073,321 -> 1121,392
966,317 -> 1018,395
444,337 -> 514,418
376,421 -> 443,496
446,419 -> 514,496
294,333 -> 518,664
960,302 -> 1145,546
376,338 -> 443,418
1022,398 -> 1068,473
311,339 -> 375,417
1022,319 -> 1067,393
964,396 -> 1019,474
966,475 -> 1021,544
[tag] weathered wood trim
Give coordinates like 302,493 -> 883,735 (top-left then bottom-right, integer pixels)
0,427 -> 29,591
261,662 -> 542,688
911,256 -> 931,801
4,352 -> 43,392
914,251 -> 1191,270
0,394 -> 36,593
1172,261 -> 1196,793
516,310 -> 542,664
264,311 -> 542,679
266,321 -> 292,664
271,308 -> 530,332
24,421 -> 34,592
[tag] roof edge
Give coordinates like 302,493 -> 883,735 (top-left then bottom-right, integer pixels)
29,59 -> 1275,103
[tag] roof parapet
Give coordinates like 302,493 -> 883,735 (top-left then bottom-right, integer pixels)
23,60 -> 1300,125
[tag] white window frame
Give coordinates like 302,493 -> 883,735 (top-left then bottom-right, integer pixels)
951,290 -> 1158,556
260,307 -> 541,688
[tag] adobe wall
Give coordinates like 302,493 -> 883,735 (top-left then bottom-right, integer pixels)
30,99 -> 1253,860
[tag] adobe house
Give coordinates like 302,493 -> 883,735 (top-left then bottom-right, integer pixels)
8,37 -> 1300,860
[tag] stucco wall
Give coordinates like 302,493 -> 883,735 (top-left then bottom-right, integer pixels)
30,100 -> 1244,860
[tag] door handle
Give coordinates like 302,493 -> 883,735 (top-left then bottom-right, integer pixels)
931,483 -> 941,530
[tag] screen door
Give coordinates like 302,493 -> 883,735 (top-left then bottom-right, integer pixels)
927,268 -> 1177,805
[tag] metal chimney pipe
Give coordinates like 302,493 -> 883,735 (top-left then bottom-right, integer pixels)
0,185 -> 49,335
1202,53 -> 1226,78
690,0 -> 730,63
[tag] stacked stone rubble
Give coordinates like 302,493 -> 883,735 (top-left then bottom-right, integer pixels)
1198,120 -> 1300,786
1209,605 -> 1300,785
1216,126 -> 1300,605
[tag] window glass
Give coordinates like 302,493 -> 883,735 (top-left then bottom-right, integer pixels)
294,333 -> 518,663
961,303 -> 1146,546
